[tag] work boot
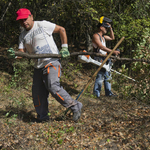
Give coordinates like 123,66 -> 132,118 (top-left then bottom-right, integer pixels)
31,118 -> 50,123
108,94 -> 118,97
72,104 -> 82,122
73,110 -> 82,122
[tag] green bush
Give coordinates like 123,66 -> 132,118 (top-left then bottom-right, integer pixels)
10,59 -> 34,88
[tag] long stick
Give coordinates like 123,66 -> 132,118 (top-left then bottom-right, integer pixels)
9,51 -> 150,64
76,37 -> 125,101
14,51 -> 108,58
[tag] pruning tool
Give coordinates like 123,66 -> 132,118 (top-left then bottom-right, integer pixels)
78,51 -> 136,82
63,37 -> 125,117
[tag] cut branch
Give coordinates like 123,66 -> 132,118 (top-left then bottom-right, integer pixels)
14,51 -> 108,58
14,51 -> 150,63
114,57 -> 150,63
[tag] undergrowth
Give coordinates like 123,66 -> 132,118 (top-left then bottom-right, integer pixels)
112,30 -> 150,103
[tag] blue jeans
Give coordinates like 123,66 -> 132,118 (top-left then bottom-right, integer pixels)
93,70 -> 113,97
93,57 -> 113,98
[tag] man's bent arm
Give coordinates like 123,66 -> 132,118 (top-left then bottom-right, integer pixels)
104,24 -> 115,41
53,25 -> 67,44
93,34 -> 119,55
93,34 -> 112,53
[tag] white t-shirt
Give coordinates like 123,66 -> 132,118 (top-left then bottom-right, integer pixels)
18,20 -> 59,68
92,35 -> 107,55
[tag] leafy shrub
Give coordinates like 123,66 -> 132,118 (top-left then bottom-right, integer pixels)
10,59 -> 34,88
112,28 -> 150,102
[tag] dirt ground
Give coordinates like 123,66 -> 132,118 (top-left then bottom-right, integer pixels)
0,61 -> 150,150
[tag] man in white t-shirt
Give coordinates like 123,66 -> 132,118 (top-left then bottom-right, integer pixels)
92,16 -> 120,98
7,8 -> 82,122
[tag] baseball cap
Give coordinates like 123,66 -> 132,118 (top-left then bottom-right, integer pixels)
97,16 -> 112,28
16,8 -> 31,20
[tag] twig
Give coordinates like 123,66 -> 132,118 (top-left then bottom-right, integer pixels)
0,1 -> 12,21
115,57 -> 150,63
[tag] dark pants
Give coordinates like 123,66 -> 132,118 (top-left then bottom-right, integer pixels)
32,60 -> 82,120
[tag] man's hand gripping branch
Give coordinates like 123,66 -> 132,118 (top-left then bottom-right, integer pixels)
7,48 -> 16,59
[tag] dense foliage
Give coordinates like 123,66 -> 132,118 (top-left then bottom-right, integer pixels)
1,0 -> 150,50
0,0 -> 150,101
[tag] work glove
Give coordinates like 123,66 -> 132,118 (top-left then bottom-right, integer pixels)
59,47 -> 70,58
7,48 -> 16,59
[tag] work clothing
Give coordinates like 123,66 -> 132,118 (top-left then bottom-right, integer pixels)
59,47 -> 70,58
93,33 -> 113,98
7,48 -> 16,58
19,20 -> 59,68
32,60 -> 82,120
19,20 -> 82,121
